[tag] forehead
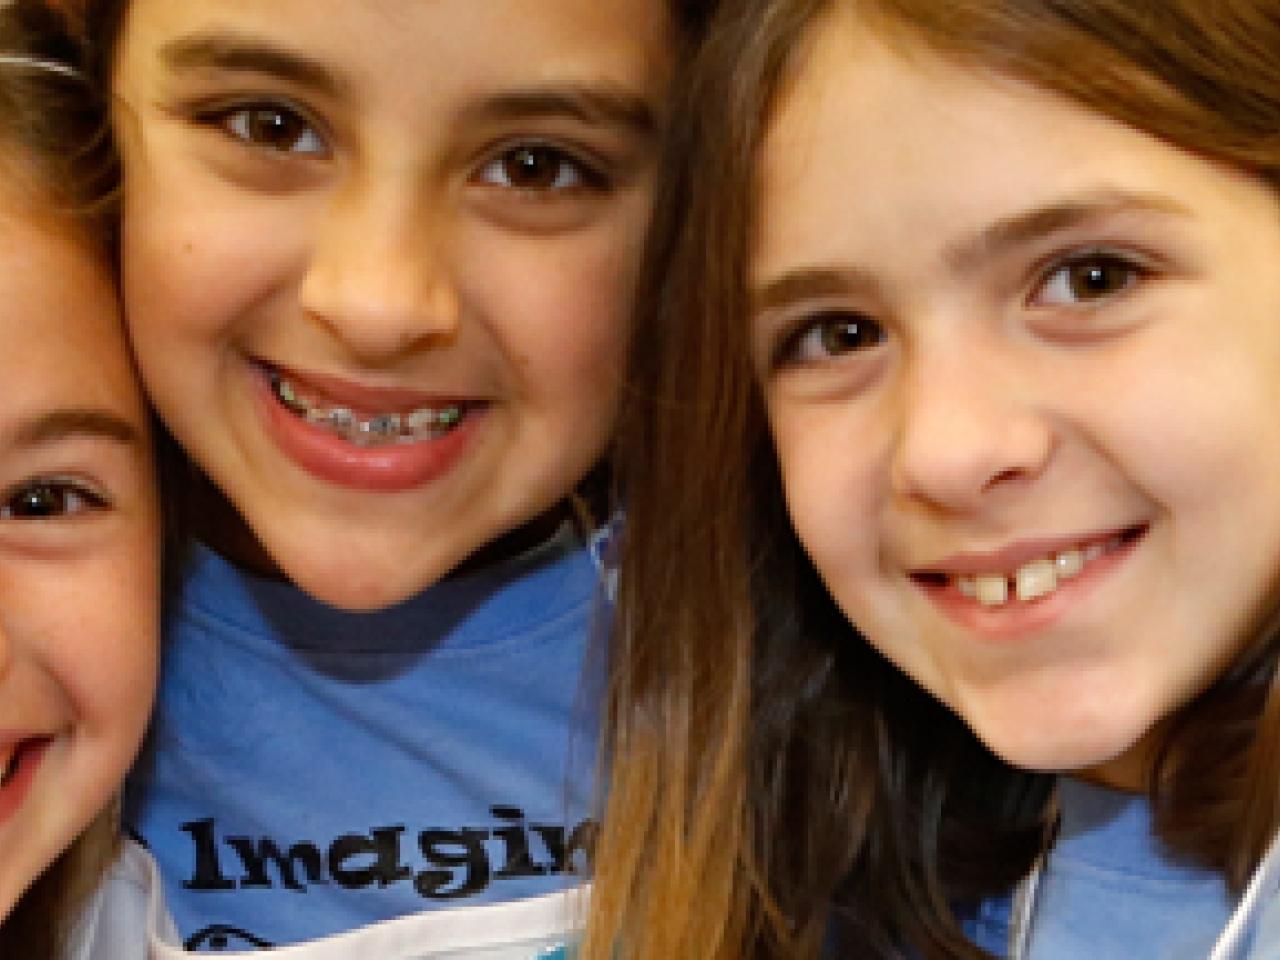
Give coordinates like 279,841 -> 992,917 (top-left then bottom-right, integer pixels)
115,0 -> 674,99
0,203 -> 142,420
756,11 -> 1247,275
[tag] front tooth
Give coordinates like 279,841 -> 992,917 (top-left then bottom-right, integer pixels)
365,413 -> 401,437
1055,549 -> 1084,579
328,407 -> 356,432
974,575 -> 1009,607
406,408 -> 436,433
957,576 -> 976,598
1015,559 -> 1057,602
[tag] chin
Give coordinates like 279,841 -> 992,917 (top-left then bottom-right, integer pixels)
287,558 -> 442,612
283,536 -> 465,611
977,723 -> 1146,780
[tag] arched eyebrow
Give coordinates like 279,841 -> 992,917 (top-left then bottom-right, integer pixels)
752,188 -> 1193,315
11,409 -> 143,450
459,88 -> 658,137
159,30 -> 348,99
943,188 -> 1193,273
157,31 -> 658,140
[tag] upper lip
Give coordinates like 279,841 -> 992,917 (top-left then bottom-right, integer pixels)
262,361 -> 475,411
914,525 -> 1140,576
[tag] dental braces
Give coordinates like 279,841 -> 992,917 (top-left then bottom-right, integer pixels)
271,372 -> 463,447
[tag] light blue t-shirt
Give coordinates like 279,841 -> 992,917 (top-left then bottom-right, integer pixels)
125,528 -> 606,951
963,777 -> 1280,960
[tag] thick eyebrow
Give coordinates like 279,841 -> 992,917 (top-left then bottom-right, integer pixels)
11,409 -> 144,450
753,266 -> 880,316
944,189 -> 1193,273
159,30 -> 347,99
753,189 -> 1193,316
459,88 -> 658,137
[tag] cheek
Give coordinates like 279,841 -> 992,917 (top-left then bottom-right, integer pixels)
771,406 -> 878,583
460,225 -> 637,401
72,538 -> 159,714
121,166 -> 312,349
23,550 -> 156,754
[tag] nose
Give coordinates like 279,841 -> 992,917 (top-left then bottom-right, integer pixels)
299,171 -> 461,365
889,342 -> 1054,513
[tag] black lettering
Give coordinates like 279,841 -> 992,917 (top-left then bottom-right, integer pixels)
226,836 -> 324,891
415,828 -> 490,899
532,820 -> 595,875
330,826 -> 413,889
492,806 -> 545,879
181,819 -> 236,891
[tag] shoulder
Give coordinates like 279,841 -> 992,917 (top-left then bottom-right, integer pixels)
61,839 -> 180,960
1240,849 -> 1280,959
66,856 -> 586,959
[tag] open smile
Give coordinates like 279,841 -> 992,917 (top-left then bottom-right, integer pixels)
0,737 -> 51,826
910,524 -> 1148,638
254,362 -> 486,493
269,368 -> 473,448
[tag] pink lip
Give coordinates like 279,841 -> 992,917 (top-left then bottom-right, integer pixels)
253,364 -> 483,493
913,525 -> 1146,642
269,364 -> 469,412
0,737 -> 51,827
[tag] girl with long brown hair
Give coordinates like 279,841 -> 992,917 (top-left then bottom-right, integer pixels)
587,1 -> 1280,957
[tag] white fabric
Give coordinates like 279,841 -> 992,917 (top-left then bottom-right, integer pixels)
64,840 -> 585,960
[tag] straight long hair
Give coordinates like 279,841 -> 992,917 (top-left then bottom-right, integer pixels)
587,1 -> 1280,957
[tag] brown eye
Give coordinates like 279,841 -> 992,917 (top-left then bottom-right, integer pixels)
820,315 -> 884,355
507,147 -> 567,189
779,311 -> 887,366
1039,253 -> 1143,306
222,105 -> 325,155
0,480 -> 105,520
476,144 -> 602,192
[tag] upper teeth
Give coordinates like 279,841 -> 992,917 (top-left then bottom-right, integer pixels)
272,373 -> 464,446
954,537 -> 1119,607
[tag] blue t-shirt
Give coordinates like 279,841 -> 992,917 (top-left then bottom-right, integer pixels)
125,527 -> 606,951
962,777 -> 1279,959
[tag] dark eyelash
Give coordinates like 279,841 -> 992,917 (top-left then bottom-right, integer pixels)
190,98 -> 325,147
0,478 -> 110,520
1032,248 -> 1154,304
484,140 -> 612,192
772,309 -> 883,369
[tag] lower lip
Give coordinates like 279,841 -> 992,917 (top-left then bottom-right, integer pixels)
254,367 -> 482,493
0,738 -> 51,827
916,530 -> 1144,642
